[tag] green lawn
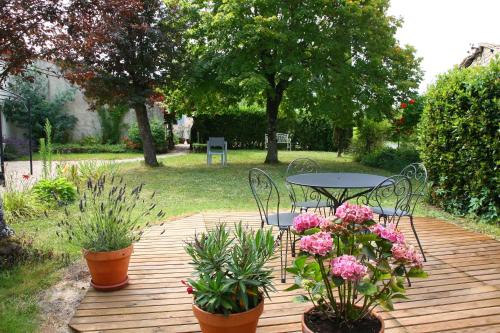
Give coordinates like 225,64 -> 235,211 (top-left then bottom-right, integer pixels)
2,150 -> 498,332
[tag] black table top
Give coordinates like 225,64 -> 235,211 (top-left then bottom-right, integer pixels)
286,172 -> 389,189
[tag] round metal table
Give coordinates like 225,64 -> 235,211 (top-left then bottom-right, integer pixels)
286,172 -> 389,209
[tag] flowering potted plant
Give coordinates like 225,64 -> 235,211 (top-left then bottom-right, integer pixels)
58,175 -> 165,291
184,223 -> 275,333
287,203 -> 427,333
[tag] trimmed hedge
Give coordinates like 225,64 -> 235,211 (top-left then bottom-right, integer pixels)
419,59 -> 499,222
359,146 -> 420,173
191,109 -> 336,151
52,143 -> 129,154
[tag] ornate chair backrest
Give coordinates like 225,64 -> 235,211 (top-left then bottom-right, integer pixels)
249,168 -> 281,228
285,158 -> 320,204
400,163 -> 428,216
359,175 -> 412,224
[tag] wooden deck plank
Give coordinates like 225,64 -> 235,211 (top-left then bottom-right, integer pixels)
69,212 -> 500,332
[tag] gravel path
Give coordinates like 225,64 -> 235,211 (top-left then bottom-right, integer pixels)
2,144 -> 189,188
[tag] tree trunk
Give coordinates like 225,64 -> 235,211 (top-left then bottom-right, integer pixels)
134,103 -> 159,167
264,78 -> 285,164
333,126 -> 352,157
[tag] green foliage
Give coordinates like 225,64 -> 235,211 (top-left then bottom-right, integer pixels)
184,223 -> 276,315
170,0 -> 422,162
360,146 -> 421,173
1,71 -> 77,143
57,176 -> 165,252
419,59 -> 499,222
127,119 -> 168,153
97,104 -> 129,144
191,143 -> 207,153
56,161 -> 120,189
286,210 -> 427,323
352,119 -> 391,160
52,143 -> 128,154
32,178 -> 77,206
39,120 -> 53,179
191,108 -> 335,151
3,191 -> 45,224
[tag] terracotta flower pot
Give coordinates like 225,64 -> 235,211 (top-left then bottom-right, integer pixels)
83,244 -> 133,291
192,298 -> 264,333
301,306 -> 385,333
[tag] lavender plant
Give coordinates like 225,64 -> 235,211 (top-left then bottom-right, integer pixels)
57,175 -> 165,252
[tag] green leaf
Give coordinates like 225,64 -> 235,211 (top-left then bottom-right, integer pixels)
379,298 -> 394,311
303,228 -> 321,235
356,281 -> 377,296
407,267 -> 429,278
332,276 -> 344,287
292,295 -> 310,303
285,284 -> 302,292
362,245 -> 377,260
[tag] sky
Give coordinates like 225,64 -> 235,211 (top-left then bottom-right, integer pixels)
388,0 -> 500,92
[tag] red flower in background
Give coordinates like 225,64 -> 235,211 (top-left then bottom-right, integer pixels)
409,99 -> 415,104
400,102 -> 408,109
22,174 -> 30,180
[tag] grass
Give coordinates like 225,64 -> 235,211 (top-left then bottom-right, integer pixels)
2,149 -> 499,332
0,261 -> 64,333
16,152 -> 143,161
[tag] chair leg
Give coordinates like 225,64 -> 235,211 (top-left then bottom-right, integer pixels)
410,216 -> 426,262
403,265 -> 412,287
291,233 -> 296,257
280,228 -> 289,283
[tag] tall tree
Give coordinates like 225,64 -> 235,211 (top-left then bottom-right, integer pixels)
59,0 -> 184,166
0,0 -> 62,84
172,0 -> 421,163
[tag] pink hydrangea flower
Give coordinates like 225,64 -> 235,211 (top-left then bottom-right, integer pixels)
293,213 -> 326,233
392,243 -> 423,268
299,232 -> 333,256
370,223 -> 405,244
331,255 -> 368,281
335,203 -> 373,224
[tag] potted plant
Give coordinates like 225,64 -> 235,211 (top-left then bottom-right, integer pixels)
287,203 -> 427,333
184,223 -> 276,333
58,175 -> 165,291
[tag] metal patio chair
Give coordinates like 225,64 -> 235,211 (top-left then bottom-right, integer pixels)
207,137 -> 227,166
370,163 -> 428,261
249,168 -> 298,283
285,158 -> 329,216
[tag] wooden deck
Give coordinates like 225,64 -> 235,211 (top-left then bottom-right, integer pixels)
69,212 -> 500,333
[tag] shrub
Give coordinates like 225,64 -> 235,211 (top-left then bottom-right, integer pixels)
127,118 -> 168,153
2,175 -> 45,223
191,107 -> 336,151
3,138 -> 30,161
52,143 -> 128,154
56,161 -> 120,188
351,119 -> 391,160
184,223 -> 276,315
57,176 -> 165,252
360,146 -> 421,173
97,104 -> 128,144
79,136 -> 101,145
1,71 -> 77,143
0,235 -> 54,270
191,143 -> 207,153
419,59 -> 499,222
32,177 -> 77,205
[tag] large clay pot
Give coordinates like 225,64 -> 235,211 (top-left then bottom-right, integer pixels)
83,244 -> 133,291
192,298 -> 264,333
301,306 -> 385,333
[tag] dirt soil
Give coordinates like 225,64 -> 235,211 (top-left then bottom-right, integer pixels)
39,261 -> 90,333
